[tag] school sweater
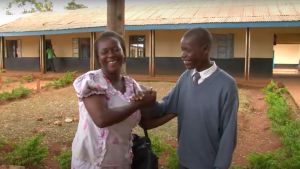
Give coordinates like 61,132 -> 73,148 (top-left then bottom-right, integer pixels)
155,68 -> 239,169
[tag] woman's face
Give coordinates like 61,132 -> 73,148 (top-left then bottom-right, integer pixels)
97,37 -> 125,75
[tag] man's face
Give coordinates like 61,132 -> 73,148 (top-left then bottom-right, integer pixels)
180,36 -> 209,71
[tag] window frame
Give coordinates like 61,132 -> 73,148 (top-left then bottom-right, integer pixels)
129,35 -> 146,58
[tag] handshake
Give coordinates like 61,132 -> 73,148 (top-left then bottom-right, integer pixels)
131,87 -> 157,108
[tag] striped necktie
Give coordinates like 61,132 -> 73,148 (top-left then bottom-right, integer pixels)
193,73 -> 201,85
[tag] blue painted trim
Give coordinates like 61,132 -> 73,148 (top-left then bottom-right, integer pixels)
0,27 -> 106,36
1,21 -> 300,36
125,21 -> 300,30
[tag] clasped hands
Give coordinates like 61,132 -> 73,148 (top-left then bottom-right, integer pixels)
131,88 -> 157,107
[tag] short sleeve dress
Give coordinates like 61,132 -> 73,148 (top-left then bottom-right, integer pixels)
71,69 -> 141,169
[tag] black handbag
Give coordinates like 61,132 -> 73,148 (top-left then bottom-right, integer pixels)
131,129 -> 158,169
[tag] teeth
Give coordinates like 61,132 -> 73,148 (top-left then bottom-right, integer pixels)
108,61 -> 117,64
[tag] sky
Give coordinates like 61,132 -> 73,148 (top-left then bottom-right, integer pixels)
0,0 -> 107,25
0,0 -> 155,25
0,0 -> 106,14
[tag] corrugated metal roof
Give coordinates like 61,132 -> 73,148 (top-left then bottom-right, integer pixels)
0,0 -> 300,34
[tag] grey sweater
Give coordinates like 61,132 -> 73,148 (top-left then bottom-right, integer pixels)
155,68 -> 238,169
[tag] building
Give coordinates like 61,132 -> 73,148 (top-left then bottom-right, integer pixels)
0,0 -> 300,78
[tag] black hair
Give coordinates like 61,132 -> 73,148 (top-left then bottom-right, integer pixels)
94,31 -> 126,63
183,28 -> 213,50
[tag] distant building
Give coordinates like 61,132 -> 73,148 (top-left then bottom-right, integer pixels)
0,0 -> 300,78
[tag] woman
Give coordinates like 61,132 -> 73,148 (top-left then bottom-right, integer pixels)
71,31 -> 156,169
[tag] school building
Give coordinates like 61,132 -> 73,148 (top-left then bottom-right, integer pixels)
0,0 -> 300,78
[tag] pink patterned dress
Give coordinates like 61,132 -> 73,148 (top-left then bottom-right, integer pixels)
72,69 -> 141,169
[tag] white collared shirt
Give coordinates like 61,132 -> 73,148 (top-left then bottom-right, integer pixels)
191,61 -> 218,84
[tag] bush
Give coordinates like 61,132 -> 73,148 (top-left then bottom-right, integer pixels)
148,134 -> 179,169
55,150 -> 72,169
4,134 -> 48,166
0,136 -> 6,149
21,75 -> 34,83
45,71 -> 75,89
244,81 -> 300,169
166,146 -> 179,169
248,152 -> 279,169
0,86 -> 31,101
151,135 -> 167,156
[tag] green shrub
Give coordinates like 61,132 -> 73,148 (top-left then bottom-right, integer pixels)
248,152 -> 279,169
148,134 -> 179,169
4,134 -> 48,166
231,165 -> 246,169
3,77 -> 15,84
21,75 -> 34,83
166,146 -> 179,169
55,150 -> 71,169
245,81 -> 300,169
151,135 -> 167,156
0,86 -> 31,101
0,136 -> 6,149
45,71 -> 75,89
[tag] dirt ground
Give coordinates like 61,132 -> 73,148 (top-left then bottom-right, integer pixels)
0,78 -> 292,169
232,87 -> 282,166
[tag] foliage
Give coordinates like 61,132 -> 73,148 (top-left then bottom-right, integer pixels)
166,146 -> 179,169
3,77 -> 16,84
151,135 -> 167,156
55,150 -> 72,169
4,134 -> 48,166
64,0 -> 87,10
241,80 -> 300,169
21,75 -> 34,83
44,71 -> 75,89
0,86 -> 31,101
248,152 -> 279,169
6,0 -> 53,15
0,136 -> 7,149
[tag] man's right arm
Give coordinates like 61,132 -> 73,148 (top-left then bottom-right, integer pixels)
151,81 -> 181,118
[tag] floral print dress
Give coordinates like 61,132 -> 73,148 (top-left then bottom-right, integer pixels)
71,69 -> 141,169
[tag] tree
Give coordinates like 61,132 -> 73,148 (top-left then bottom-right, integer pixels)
64,0 -> 87,10
6,0 -> 53,15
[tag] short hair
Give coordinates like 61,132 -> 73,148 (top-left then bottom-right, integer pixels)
94,31 -> 126,62
183,28 -> 213,50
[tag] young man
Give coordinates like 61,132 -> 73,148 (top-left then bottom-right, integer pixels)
151,28 -> 239,169
46,43 -> 56,72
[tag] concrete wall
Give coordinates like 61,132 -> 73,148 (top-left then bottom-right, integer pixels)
273,33 -> 300,66
155,30 -> 186,57
46,33 -> 90,58
274,44 -> 300,64
5,36 -> 39,58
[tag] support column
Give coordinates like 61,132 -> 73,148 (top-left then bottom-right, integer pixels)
90,32 -> 96,70
107,0 -> 125,73
39,35 -> 46,74
0,37 -> 5,70
107,0 -> 125,36
149,30 -> 156,76
244,28 -> 251,80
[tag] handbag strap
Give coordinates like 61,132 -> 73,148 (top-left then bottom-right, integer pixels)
143,128 -> 149,139
132,81 -> 151,141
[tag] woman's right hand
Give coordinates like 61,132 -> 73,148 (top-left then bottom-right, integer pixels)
133,89 -> 157,108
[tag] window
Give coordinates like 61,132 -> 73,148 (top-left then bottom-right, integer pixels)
211,34 -> 234,59
129,35 -> 145,58
72,38 -> 79,57
6,40 -> 21,58
72,38 -> 90,59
